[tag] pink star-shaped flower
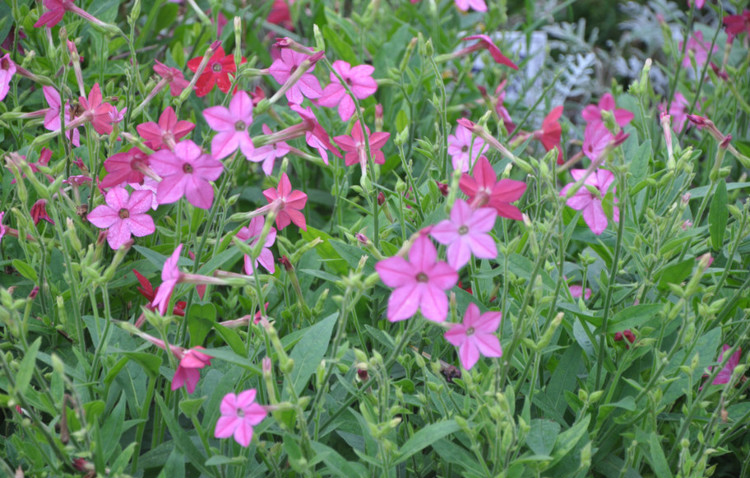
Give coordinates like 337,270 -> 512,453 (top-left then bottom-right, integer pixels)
454,0 -> 486,12
581,93 -> 634,127
172,346 -> 212,394
375,236 -> 458,322
535,105 -> 563,163
333,120 -> 390,170
268,48 -> 323,104
247,124 -> 290,175
214,389 -> 267,448
560,169 -> 619,236
86,186 -> 155,250
203,90 -> 255,160
262,172 -> 308,231
448,123 -> 488,172
34,0 -> 71,28
153,60 -> 189,96
429,199 -> 497,270
136,107 -> 195,151
289,103 -> 341,163
79,83 -> 115,135
317,60 -> 377,121
101,148 -> 151,189
42,85 -> 80,146
150,140 -> 224,209
459,156 -> 526,220
680,30 -> 717,69
237,216 -> 277,274
444,303 -> 502,370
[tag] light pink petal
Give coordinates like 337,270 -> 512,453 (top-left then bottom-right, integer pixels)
446,240 -> 472,270
105,187 -> 129,210
459,341 -> 480,370
203,105 -> 235,132
466,207 -> 497,232
582,200 -> 608,235
229,91 -> 253,122
599,93 -> 615,111
449,199 -> 471,225
444,324 -> 468,347
86,205 -> 118,228
193,157 -> 224,182
565,191 -> 592,211
408,236 -> 437,270
156,174 -> 188,205
127,214 -> 155,237
387,283 -> 420,322
297,74 -> 323,99
317,83 -> 345,108
149,150 -> 184,176
219,392 -> 238,415
214,416 -> 239,438
376,256 -> 415,287
337,96 -> 356,122
472,333 -> 502,358
233,420 -> 254,447
429,220 -> 458,245
258,248 -> 275,273
185,175 -> 214,209
212,131 -> 240,160
427,262 -> 458,290
106,220 -> 130,250
614,109 -> 634,127
467,234 -> 497,260
419,283 -> 449,322
128,190 -> 156,214
474,310 -> 502,333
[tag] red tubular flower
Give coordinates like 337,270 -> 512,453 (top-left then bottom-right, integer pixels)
187,46 -> 246,97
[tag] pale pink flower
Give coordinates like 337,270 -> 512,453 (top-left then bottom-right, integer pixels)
444,303 -> 502,370
375,236 -> 458,322
459,156 -> 526,220
333,120 -> 390,171
560,169 -> 619,236
0,54 -> 15,101
429,199 -> 498,270
136,106 -> 194,151
569,284 -> 592,300
268,49 -> 323,104
680,31 -> 718,69
150,140 -> 224,209
711,345 -> 742,385
172,346 -> 212,394
42,85 -> 80,146
688,0 -> 705,8
262,172 -> 308,230
151,244 -> 183,315
454,0 -> 486,12
129,177 -> 160,210
153,60 -> 190,96
203,90 -> 255,160
247,124 -> 290,175
448,123 -> 488,172
581,93 -> 634,127
87,187 -> 155,250
237,216 -> 276,274
215,389 -> 267,448
317,60 -> 377,121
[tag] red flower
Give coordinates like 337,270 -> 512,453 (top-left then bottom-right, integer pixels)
187,46 -> 246,97
723,10 -> 750,43
132,268 -> 187,316
535,106 -> 564,164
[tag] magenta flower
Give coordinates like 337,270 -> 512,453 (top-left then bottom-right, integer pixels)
680,30 -> 718,69
333,120 -> 390,171
247,124 -> 290,175
460,35 -> 518,70
0,211 -> 5,243
268,48 -> 323,104
203,90 -> 255,160
0,54 -> 15,101
444,303 -> 502,370
150,140 -> 224,209
152,244 -> 183,315
34,0 -> 70,28
79,83 -> 115,135
429,199 -> 498,270
375,236 -> 458,322
659,92 -> 692,133
215,389 -> 267,448
688,0 -> 705,8
30,199 -> 54,225
459,156 -> 526,220
569,284 -> 592,300
455,0 -> 486,11
172,346 -> 212,394
42,85 -> 80,146
262,172 -> 308,231
87,187 -> 155,250
723,11 -> 750,43
153,60 -> 190,96
290,103 -> 341,163
711,345 -> 742,385
582,122 -> 613,162
581,93 -> 634,127
560,169 -> 619,236
317,60 -> 377,121
136,107 -> 194,151
101,148 -> 151,189
237,216 -> 277,274
448,123 -> 488,172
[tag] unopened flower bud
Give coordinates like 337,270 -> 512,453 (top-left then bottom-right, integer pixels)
377,191 -> 386,205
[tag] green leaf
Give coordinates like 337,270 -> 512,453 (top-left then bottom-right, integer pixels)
123,352 -> 162,378
12,259 -> 37,282
656,259 -> 694,289
394,420 -> 461,465
688,181 -> 750,199
708,179 -> 728,250
205,455 -> 246,466
213,324 -> 248,356
156,3 -> 178,31
179,397 -> 206,419
284,313 -> 337,399
321,25 -> 357,64
155,395 -> 211,476
14,338 -> 41,396
629,140 -> 651,182
647,432 -> 673,478
310,441 -> 369,477
608,304 -> 663,333
550,415 -> 590,464
188,303 -> 216,347
201,348 -> 261,375
526,419 -> 560,456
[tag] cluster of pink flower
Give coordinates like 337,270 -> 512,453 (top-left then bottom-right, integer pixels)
376,156 -> 527,370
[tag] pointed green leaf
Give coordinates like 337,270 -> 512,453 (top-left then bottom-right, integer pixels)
708,179 -> 728,250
